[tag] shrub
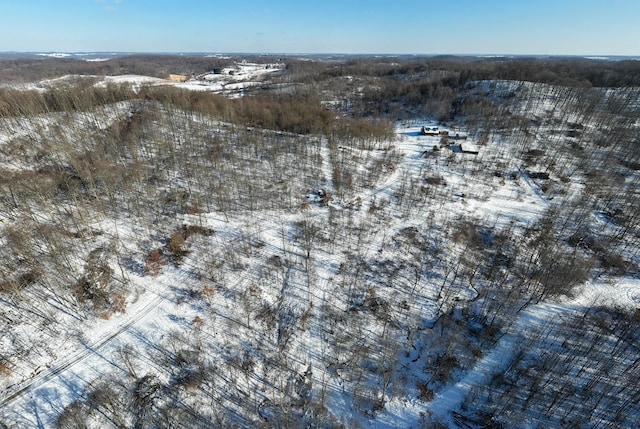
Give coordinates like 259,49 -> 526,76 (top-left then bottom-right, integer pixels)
167,230 -> 186,255
418,383 -> 435,401
433,352 -> 459,383
451,220 -> 485,249
425,175 -> 445,185
166,225 -> 215,261
0,359 -> 11,376
145,249 -> 165,276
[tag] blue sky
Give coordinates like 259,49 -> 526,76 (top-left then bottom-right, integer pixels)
0,0 -> 638,55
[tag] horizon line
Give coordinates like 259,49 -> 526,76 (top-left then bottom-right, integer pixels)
1,51 -> 639,59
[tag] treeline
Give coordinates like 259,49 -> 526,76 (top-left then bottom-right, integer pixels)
463,57 -> 640,88
287,56 -> 640,88
141,86 -> 394,139
3,54 -> 637,88
0,83 -> 394,140
283,56 -> 640,120
0,54 -> 246,82
0,84 -> 136,117
140,87 -> 335,135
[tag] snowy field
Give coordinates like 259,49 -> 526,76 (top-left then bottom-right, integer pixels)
1,61 -> 284,96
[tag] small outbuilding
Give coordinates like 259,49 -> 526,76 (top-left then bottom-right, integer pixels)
460,143 -> 479,155
168,74 -> 188,82
421,126 -> 440,136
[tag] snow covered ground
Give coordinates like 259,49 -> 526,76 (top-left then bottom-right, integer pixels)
0,73 -> 639,427
1,61 -> 284,96
175,61 -> 284,95
1,117 -> 637,427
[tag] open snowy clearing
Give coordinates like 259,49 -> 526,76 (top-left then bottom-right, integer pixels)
1,61 -> 285,96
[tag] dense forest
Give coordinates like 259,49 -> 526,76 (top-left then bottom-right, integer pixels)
2,54 -> 639,86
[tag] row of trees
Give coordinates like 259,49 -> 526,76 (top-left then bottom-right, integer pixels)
5,54 -> 639,87
0,54 -> 244,83
282,56 -> 640,122
0,83 -> 395,140
286,56 -> 640,88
